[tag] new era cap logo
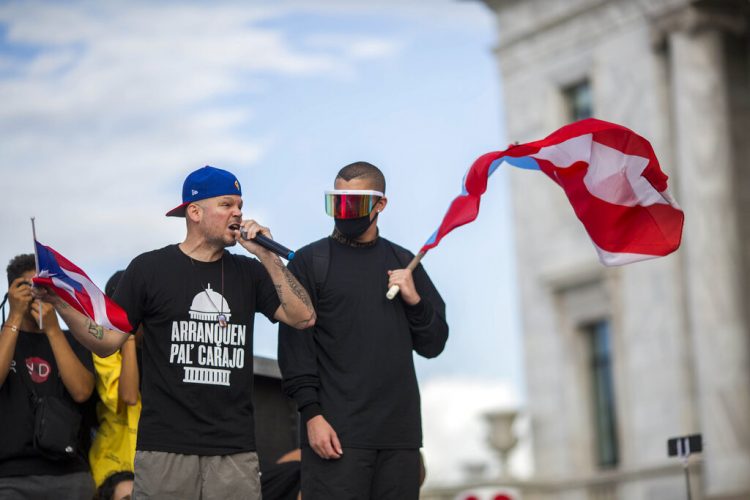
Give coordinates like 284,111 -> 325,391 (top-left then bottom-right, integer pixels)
192,189 -> 199,196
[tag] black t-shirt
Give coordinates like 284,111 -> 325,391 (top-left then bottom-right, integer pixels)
0,330 -> 94,477
113,244 -> 280,455
278,236 -> 448,449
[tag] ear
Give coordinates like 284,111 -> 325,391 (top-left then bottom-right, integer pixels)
376,196 -> 388,213
186,203 -> 202,223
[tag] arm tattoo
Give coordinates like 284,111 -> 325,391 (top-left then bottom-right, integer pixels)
274,284 -> 286,307
275,261 -> 313,311
58,301 -> 69,310
273,260 -> 315,328
87,320 -> 104,340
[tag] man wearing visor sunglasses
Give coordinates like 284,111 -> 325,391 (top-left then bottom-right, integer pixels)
279,162 -> 449,499
323,189 -> 384,236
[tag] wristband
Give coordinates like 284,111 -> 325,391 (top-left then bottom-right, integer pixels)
1,323 -> 20,333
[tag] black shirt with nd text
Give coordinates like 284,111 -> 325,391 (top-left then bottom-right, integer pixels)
0,330 -> 94,477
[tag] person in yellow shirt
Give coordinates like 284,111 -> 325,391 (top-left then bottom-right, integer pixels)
89,271 -> 141,487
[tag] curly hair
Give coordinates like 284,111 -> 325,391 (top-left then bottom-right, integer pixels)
6,254 -> 36,286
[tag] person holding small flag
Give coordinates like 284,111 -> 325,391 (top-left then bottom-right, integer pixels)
278,161 -> 448,500
0,254 -> 96,499
33,165 -> 316,500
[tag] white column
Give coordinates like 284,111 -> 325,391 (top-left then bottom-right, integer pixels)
670,19 -> 750,499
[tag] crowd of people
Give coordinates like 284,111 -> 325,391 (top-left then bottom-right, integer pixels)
0,163 -> 447,500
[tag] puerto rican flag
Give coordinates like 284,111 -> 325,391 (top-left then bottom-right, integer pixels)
32,241 -> 132,333
422,118 -> 684,266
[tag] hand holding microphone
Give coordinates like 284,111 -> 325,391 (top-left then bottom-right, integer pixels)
238,222 -> 295,261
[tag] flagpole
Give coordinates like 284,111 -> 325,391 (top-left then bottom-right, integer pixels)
30,217 -> 43,330
386,251 -> 426,300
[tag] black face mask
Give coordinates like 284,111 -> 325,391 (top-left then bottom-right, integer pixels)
334,213 -> 377,239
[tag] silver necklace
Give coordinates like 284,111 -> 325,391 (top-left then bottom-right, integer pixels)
189,254 -> 227,327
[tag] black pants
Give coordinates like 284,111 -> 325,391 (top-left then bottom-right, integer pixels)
301,447 -> 420,500
0,471 -> 95,500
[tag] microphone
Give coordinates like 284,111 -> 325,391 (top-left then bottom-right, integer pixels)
240,228 -> 295,261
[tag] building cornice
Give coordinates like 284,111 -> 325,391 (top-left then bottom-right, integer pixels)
491,0 -> 616,54
650,1 -> 749,50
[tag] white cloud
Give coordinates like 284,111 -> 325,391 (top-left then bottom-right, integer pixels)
0,0 -> 402,270
278,0 -> 494,29
306,34 -> 402,60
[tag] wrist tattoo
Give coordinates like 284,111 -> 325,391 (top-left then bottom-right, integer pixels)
87,320 -> 104,340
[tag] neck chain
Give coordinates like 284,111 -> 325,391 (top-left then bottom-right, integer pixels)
188,253 -> 227,328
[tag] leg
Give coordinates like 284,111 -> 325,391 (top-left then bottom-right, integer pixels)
261,461 -> 300,500
0,475 -> 29,500
132,450 -> 201,500
302,446 -> 376,500
0,472 -> 95,500
371,449 -> 420,500
52,471 -> 96,500
200,451 -> 262,500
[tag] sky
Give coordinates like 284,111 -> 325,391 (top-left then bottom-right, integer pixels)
0,0 -> 525,485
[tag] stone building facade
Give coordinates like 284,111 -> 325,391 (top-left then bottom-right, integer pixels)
423,1 -> 749,499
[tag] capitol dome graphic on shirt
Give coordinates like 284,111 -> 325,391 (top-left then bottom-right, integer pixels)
189,284 -> 231,323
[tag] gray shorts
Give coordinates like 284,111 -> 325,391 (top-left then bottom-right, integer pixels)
133,450 -> 261,500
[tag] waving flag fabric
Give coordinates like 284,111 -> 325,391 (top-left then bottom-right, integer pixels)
421,118 -> 684,266
32,241 -> 132,333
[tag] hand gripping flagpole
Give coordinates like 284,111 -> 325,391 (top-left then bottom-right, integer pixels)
30,217 -> 43,329
386,251 -> 426,300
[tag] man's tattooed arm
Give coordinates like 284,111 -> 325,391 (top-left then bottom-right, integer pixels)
87,319 -> 105,340
273,259 -> 316,329
37,288 -> 128,356
278,262 -> 313,308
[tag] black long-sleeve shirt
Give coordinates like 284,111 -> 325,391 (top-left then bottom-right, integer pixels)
278,235 -> 448,449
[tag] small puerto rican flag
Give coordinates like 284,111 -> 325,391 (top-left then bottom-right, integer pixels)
32,241 -> 132,333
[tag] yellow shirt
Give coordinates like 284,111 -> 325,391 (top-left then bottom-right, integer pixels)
89,350 -> 141,487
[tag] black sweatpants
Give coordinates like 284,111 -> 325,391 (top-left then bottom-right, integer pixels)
301,447 -> 420,500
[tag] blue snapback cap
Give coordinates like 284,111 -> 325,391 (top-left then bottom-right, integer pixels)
166,165 -> 242,217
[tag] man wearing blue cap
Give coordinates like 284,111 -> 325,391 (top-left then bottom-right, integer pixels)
35,166 -> 316,500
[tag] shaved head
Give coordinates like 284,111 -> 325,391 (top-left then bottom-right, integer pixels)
336,161 -> 386,194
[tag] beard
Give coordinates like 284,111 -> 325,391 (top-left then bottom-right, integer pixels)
218,232 -> 238,248
201,226 -> 238,249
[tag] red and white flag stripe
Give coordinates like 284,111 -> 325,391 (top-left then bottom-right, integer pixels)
421,118 -> 684,266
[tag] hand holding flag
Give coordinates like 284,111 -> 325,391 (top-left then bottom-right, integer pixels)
387,118 -> 684,299
32,241 -> 132,334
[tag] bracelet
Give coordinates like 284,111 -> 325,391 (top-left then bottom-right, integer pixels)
1,323 -> 20,333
